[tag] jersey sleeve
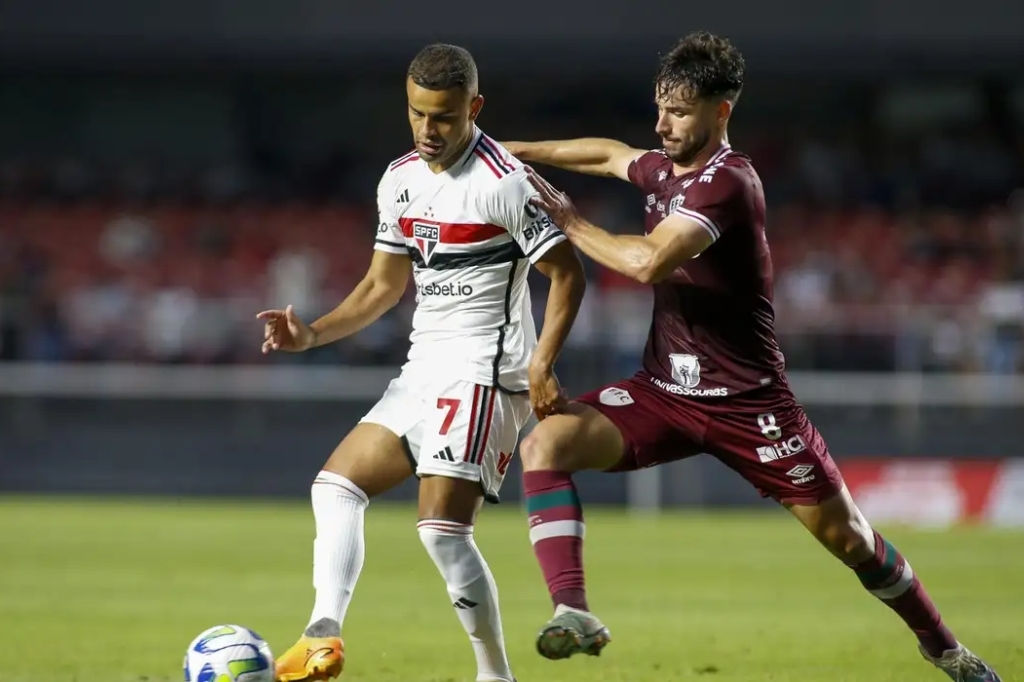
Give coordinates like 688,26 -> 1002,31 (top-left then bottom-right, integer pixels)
672,163 -> 747,243
490,170 -> 567,264
373,172 -> 407,255
626,150 -> 666,191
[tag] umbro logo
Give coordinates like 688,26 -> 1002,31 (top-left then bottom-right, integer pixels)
397,188 -> 409,203
453,597 -> 478,609
432,446 -> 456,462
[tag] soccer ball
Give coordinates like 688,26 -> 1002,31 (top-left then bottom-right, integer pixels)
183,624 -> 274,682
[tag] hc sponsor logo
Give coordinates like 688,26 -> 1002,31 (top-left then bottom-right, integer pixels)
756,435 -> 807,463
669,353 -> 701,388
413,222 -> 440,263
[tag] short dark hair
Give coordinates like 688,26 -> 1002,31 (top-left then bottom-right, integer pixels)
407,44 -> 479,95
655,32 -> 745,104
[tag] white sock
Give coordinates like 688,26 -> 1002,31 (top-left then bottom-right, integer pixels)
307,471 -> 369,633
418,519 -> 514,682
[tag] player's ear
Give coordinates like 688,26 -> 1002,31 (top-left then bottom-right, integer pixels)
716,98 -> 733,125
469,94 -> 485,121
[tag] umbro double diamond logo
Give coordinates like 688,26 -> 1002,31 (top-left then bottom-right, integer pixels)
432,446 -> 455,462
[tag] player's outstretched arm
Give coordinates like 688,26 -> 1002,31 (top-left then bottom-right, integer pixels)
526,168 -> 713,284
567,213 -> 712,284
502,138 -> 644,182
258,250 -> 411,353
530,240 -> 586,417
307,250 -> 411,348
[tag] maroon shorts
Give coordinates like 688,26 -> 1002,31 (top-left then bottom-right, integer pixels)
575,372 -> 845,506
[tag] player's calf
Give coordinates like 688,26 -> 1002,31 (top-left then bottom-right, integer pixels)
788,488 -> 1000,674
418,475 -> 515,682
519,404 -> 621,613
304,424 -> 414,633
276,424 -> 415,681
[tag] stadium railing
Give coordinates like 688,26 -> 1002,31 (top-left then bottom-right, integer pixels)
2,363 -> 1022,526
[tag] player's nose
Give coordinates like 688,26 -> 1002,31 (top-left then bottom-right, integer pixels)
418,119 -> 439,138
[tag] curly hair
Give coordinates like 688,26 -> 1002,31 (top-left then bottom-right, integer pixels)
655,32 -> 745,103
407,43 -> 479,95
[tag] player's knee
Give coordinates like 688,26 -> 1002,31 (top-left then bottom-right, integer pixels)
519,423 -> 570,472
819,517 -> 874,563
417,475 -> 483,525
417,519 -> 480,579
311,471 -> 369,508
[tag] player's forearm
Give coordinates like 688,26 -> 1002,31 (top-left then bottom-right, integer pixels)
531,265 -> 586,371
564,218 -> 659,283
309,278 -> 404,347
509,138 -> 631,177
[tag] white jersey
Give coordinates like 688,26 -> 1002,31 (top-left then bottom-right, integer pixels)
374,127 -> 566,392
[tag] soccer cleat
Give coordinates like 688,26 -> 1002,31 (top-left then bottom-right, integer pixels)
274,635 -> 344,682
535,604 -> 611,660
920,644 -> 1002,682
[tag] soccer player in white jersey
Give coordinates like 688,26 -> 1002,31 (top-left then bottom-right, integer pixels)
259,44 -> 586,682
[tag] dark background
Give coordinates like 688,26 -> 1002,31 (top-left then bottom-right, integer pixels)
1,2 -> 1023,504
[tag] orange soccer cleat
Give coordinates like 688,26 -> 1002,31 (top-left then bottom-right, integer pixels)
274,635 -> 345,682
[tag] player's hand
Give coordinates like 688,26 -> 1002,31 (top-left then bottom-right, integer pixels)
528,361 -> 567,420
256,304 -> 316,354
525,166 -> 580,231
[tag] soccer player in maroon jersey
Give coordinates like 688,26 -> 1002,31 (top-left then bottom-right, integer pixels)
503,32 -> 1002,681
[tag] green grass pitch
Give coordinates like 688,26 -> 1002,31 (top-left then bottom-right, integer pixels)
0,496 -> 1021,681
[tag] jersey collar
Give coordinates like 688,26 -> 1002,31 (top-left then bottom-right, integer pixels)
450,126 -> 484,175
706,143 -> 733,167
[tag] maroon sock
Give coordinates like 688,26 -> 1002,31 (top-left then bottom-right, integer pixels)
523,470 -> 588,610
851,530 -> 958,658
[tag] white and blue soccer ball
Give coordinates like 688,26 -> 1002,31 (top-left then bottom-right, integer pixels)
183,624 -> 274,682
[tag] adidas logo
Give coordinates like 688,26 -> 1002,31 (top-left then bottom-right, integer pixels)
432,446 -> 456,462
397,188 -> 409,203
453,597 -> 478,609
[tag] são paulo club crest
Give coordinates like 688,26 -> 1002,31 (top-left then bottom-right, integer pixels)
412,221 -> 440,264
669,353 -> 701,388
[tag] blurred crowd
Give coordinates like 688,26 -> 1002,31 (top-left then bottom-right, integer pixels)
1,76 -> 1024,373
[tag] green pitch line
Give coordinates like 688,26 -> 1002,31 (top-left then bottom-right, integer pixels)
0,496 -> 1020,682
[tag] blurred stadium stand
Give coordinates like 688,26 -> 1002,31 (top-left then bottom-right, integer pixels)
1,1 -> 1024,524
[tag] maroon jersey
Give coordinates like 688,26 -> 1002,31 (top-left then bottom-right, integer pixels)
626,144 -> 785,397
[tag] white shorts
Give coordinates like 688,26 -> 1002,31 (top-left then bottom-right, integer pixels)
360,373 -> 532,502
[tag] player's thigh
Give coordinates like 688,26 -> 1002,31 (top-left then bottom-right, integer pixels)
705,390 -> 845,506
324,378 -> 419,497
418,476 -> 486,525
528,376 -> 704,473
417,381 -> 531,518
519,401 -> 626,472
